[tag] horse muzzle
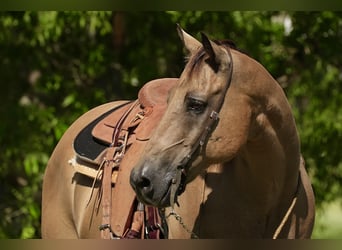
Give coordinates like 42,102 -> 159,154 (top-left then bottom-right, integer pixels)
130,161 -> 176,208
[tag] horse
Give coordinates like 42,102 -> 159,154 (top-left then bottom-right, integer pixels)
41,26 -> 315,239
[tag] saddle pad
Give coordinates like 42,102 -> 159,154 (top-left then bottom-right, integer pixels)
73,101 -> 132,163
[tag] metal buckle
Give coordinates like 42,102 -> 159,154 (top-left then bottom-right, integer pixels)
210,110 -> 219,120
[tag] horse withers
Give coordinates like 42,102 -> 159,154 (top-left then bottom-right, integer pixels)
41,26 -> 315,238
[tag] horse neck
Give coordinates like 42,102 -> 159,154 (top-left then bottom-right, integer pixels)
231,50 -> 300,162
226,51 -> 301,206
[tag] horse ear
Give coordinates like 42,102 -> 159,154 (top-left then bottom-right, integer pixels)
200,32 -> 226,72
177,24 -> 201,55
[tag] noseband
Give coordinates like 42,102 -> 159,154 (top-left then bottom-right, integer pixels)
170,46 -> 234,208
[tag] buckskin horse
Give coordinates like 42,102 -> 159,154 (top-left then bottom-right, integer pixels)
41,26 -> 315,239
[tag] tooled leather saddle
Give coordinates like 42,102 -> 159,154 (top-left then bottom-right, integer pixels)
72,78 -> 178,239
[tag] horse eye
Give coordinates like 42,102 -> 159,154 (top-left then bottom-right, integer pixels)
186,97 -> 207,114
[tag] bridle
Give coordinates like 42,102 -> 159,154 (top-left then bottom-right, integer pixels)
169,44 -> 234,209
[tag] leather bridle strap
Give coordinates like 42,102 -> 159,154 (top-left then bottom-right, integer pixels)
171,46 -> 234,207
179,46 -> 233,173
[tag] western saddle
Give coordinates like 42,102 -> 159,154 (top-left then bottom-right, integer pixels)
71,78 -> 178,239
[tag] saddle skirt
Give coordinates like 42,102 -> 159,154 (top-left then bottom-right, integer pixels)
71,78 -> 178,238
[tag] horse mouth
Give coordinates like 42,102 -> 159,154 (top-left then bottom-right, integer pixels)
157,171 -> 187,208
131,166 -> 187,208
158,182 -> 172,207
135,179 -> 173,208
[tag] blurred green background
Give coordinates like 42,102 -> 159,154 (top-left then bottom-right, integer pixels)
0,11 -> 341,239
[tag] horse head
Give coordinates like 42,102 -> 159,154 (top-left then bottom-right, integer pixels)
130,26 -> 244,208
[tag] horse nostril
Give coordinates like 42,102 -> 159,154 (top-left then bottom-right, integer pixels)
130,165 -> 154,197
139,176 -> 151,188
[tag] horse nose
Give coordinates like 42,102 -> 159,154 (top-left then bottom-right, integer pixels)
130,166 -> 153,196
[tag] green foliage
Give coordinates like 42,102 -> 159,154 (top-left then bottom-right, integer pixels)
283,12 -> 342,204
0,11 -> 341,238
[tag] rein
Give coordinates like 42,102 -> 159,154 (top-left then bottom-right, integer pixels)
272,168 -> 301,239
